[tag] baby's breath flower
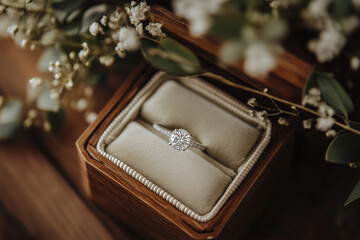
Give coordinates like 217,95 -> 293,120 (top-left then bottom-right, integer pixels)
244,43 -> 277,78
247,98 -> 257,107
65,79 -> 74,89
29,77 -> 42,88
317,103 -> 335,117
27,109 -> 38,119
89,22 -> 103,36
43,121 -> 51,132
316,116 -> 335,131
302,119 -> 312,129
7,25 -> 18,39
145,22 -> 166,38
20,39 -> 28,48
85,111 -> 98,124
325,129 -> 336,138
99,55 -> 115,67
128,1 -> 150,26
255,110 -> 267,121
350,56 -> 360,71
302,88 -> 321,107
76,98 -> 88,111
116,27 -> 140,57
78,42 -> 90,61
263,88 -> 269,93
100,15 -> 108,26
24,118 -> 33,129
135,23 -> 144,35
278,117 -> 289,126
50,90 -> 60,100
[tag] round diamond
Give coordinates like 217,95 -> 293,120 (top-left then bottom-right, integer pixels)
169,129 -> 191,151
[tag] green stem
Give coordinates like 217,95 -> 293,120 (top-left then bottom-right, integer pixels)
201,72 -> 360,136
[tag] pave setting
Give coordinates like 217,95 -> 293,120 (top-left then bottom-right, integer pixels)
169,129 -> 191,151
153,123 -> 206,151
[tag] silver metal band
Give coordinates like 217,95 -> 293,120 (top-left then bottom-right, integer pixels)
153,123 -> 206,151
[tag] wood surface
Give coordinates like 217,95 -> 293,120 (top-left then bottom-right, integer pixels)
0,6 -> 360,239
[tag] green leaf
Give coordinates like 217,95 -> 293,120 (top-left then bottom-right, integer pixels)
302,70 -> 317,97
38,47 -> 63,72
46,106 -> 66,135
141,38 -> 202,76
346,178 -> 360,206
317,72 -> 354,117
52,0 -> 86,23
261,18 -> 287,42
219,40 -> 245,64
36,84 -> 60,112
79,4 -> 110,33
0,99 -> 23,140
209,13 -> 244,40
332,0 -> 351,20
326,132 -> 360,164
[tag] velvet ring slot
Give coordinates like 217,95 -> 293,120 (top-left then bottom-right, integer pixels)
96,71 -> 272,222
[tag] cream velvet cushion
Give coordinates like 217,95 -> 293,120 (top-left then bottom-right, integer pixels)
106,121 -> 232,215
140,80 -> 261,170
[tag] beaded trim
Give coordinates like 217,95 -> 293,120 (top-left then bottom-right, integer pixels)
96,72 -> 272,222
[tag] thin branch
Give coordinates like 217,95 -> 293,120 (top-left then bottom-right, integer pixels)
200,72 -> 360,136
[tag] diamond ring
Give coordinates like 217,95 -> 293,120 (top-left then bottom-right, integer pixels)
153,123 -> 206,151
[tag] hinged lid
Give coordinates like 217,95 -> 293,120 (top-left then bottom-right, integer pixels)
152,5 -> 313,102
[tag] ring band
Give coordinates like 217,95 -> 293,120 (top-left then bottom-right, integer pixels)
153,123 -> 206,151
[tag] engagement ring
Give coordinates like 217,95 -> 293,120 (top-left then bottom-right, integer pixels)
153,123 -> 206,151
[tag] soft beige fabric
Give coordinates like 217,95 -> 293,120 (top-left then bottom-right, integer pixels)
140,80 -> 261,170
106,121 -> 232,215
137,119 -> 237,178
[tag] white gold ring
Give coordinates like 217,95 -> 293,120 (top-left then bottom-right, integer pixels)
153,123 -> 206,151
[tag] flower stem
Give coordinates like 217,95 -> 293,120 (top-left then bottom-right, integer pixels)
200,72 -> 360,136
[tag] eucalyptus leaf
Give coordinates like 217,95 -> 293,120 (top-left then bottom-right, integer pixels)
346,178 -> 360,206
79,4 -> 110,33
141,38 -> 202,76
46,106 -> 66,135
219,40 -> 245,64
326,132 -> 360,164
40,29 -> 60,46
52,0 -> 86,23
36,84 -> 60,112
0,99 -> 23,140
317,72 -> 354,117
37,46 -> 63,72
302,70 -> 317,97
262,18 -> 287,42
209,13 -> 244,39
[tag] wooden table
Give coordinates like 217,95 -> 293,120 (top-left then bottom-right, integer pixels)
0,38 -> 359,240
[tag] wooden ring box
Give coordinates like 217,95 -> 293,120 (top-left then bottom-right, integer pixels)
76,5 -> 312,240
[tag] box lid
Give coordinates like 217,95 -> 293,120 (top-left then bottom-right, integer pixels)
152,5 -> 313,102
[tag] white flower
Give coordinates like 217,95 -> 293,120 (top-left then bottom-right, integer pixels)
316,116 -> 335,131
325,129 -> 336,138
135,23 -> 144,36
128,1 -> 150,26
79,42 -> 90,61
247,98 -> 257,107
29,77 -> 42,88
340,15 -> 359,35
244,43 -> 277,77
173,0 -> 227,36
7,25 -> 18,38
317,103 -> 335,117
100,15 -> 108,26
20,39 -> 28,48
278,117 -> 289,126
254,110 -> 267,121
116,27 -> 140,54
145,22 -> 166,38
303,119 -> 312,129
350,56 -> 360,71
308,24 -> 346,62
76,98 -> 88,111
85,111 -> 98,124
302,87 -> 321,107
89,22 -> 103,36
99,55 -> 114,67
